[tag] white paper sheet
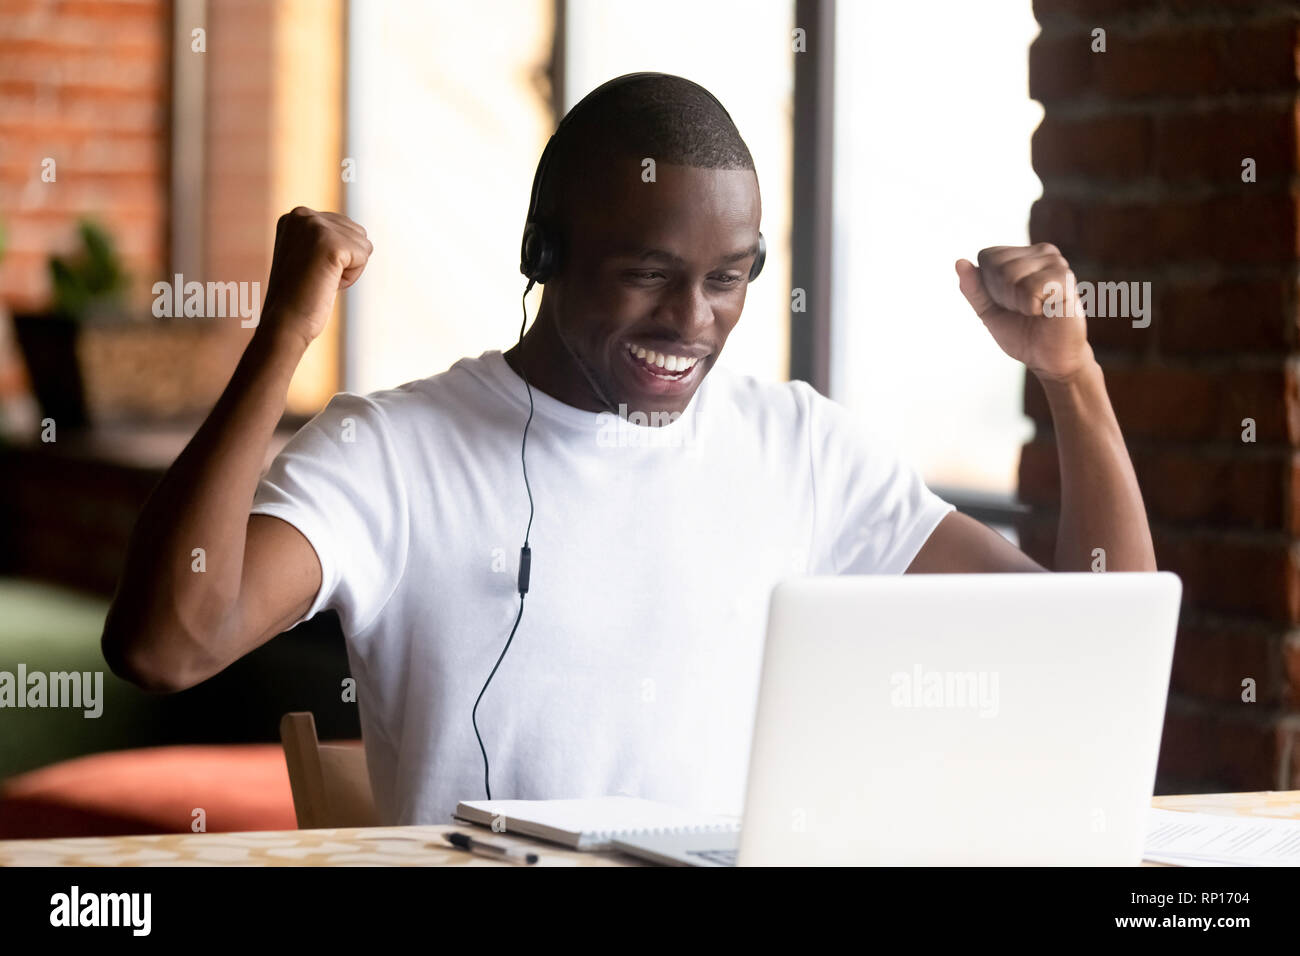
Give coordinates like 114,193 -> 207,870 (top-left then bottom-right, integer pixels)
1144,809 -> 1300,866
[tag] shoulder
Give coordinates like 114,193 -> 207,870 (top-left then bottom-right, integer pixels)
309,352 -> 505,434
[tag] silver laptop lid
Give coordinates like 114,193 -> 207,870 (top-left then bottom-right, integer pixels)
738,572 -> 1182,865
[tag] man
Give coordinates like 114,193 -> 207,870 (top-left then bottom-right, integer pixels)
102,74 -> 1154,824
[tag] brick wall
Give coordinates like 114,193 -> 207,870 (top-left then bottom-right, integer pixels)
1021,0 -> 1300,792
0,0 -> 170,311
0,0 -> 342,423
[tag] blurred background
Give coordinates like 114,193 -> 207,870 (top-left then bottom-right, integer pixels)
0,0 -> 1296,838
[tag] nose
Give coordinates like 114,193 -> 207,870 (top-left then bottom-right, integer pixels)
658,277 -> 714,341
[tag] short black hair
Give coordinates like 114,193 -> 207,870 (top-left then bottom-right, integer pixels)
535,73 -> 756,232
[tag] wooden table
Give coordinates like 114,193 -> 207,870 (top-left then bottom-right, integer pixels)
1,791 -> 1296,866
0,822 -> 644,867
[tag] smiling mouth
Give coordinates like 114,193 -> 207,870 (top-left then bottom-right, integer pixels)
623,342 -> 703,379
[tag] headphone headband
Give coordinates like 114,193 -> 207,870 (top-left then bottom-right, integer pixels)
525,73 -> 693,228
520,72 -> 765,285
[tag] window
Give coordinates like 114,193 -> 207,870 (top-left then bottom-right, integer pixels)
831,0 -> 1041,499
344,0 -> 557,394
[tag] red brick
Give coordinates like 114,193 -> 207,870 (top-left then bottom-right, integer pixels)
1033,113 -> 1151,182
1170,619 -> 1288,705
1157,274 -> 1295,354
1018,440 -> 1059,507
1159,698 -> 1282,791
1029,192 -> 1300,267
49,1 -> 165,26
1034,0 -> 1266,18
0,91 -> 165,134
1030,20 -> 1300,103
1151,528 -> 1298,623
1130,449 -> 1286,530
1014,513 -> 1056,568
1019,439 -> 1289,530
1050,269 -> 1295,355
1020,515 -> 1300,621
1023,361 -> 1290,443
1154,103 -> 1300,184
1034,104 -> 1300,186
0,51 -> 163,93
0,23 -> 162,57
1021,506 -> 1299,619
1285,632 -> 1300,707
1280,718 -> 1300,790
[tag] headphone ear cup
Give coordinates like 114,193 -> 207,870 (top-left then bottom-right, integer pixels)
520,222 -> 558,284
748,232 -> 766,282
520,222 -> 541,281
534,233 -> 556,283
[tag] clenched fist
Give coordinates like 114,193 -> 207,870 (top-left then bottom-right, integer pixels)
956,243 -> 1093,383
259,207 -> 373,351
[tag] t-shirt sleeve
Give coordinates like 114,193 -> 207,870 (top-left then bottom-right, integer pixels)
250,391 -> 410,636
799,382 -> 955,575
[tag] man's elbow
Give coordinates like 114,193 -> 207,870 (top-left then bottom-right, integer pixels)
101,612 -> 202,695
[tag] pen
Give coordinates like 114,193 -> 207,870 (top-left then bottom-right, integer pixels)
443,830 -> 540,865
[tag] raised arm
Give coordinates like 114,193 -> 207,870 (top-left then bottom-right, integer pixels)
101,208 -> 373,692
907,243 -> 1156,574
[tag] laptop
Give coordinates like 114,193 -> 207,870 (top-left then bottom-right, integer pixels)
613,572 -> 1182,866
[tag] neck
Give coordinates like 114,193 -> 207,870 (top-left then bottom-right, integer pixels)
504,300 -> 617,414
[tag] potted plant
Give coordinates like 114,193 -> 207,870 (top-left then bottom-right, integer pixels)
12,219 -> 130,430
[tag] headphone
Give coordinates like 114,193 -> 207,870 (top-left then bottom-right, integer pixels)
520,71 -> 766,285
474,74 -> 764,801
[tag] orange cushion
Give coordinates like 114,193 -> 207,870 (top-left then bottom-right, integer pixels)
0,744 -> 298,839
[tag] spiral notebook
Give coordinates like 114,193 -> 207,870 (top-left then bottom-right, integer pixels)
453,796 -> 743,850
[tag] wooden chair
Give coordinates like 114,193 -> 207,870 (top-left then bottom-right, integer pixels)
279,712 -> 380,829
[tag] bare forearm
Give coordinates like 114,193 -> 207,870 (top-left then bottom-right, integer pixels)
1039,356 -> 1156,571
103,325 -> 306,681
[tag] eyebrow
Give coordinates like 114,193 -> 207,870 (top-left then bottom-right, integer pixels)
612,242 -> 758,267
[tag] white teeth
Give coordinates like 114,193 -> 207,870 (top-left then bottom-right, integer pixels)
625,343 -> 701,375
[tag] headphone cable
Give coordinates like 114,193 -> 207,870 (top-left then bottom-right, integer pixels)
471,282 -> 537,800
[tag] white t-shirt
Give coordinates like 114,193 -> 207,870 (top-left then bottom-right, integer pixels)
250,349 -> 953,824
